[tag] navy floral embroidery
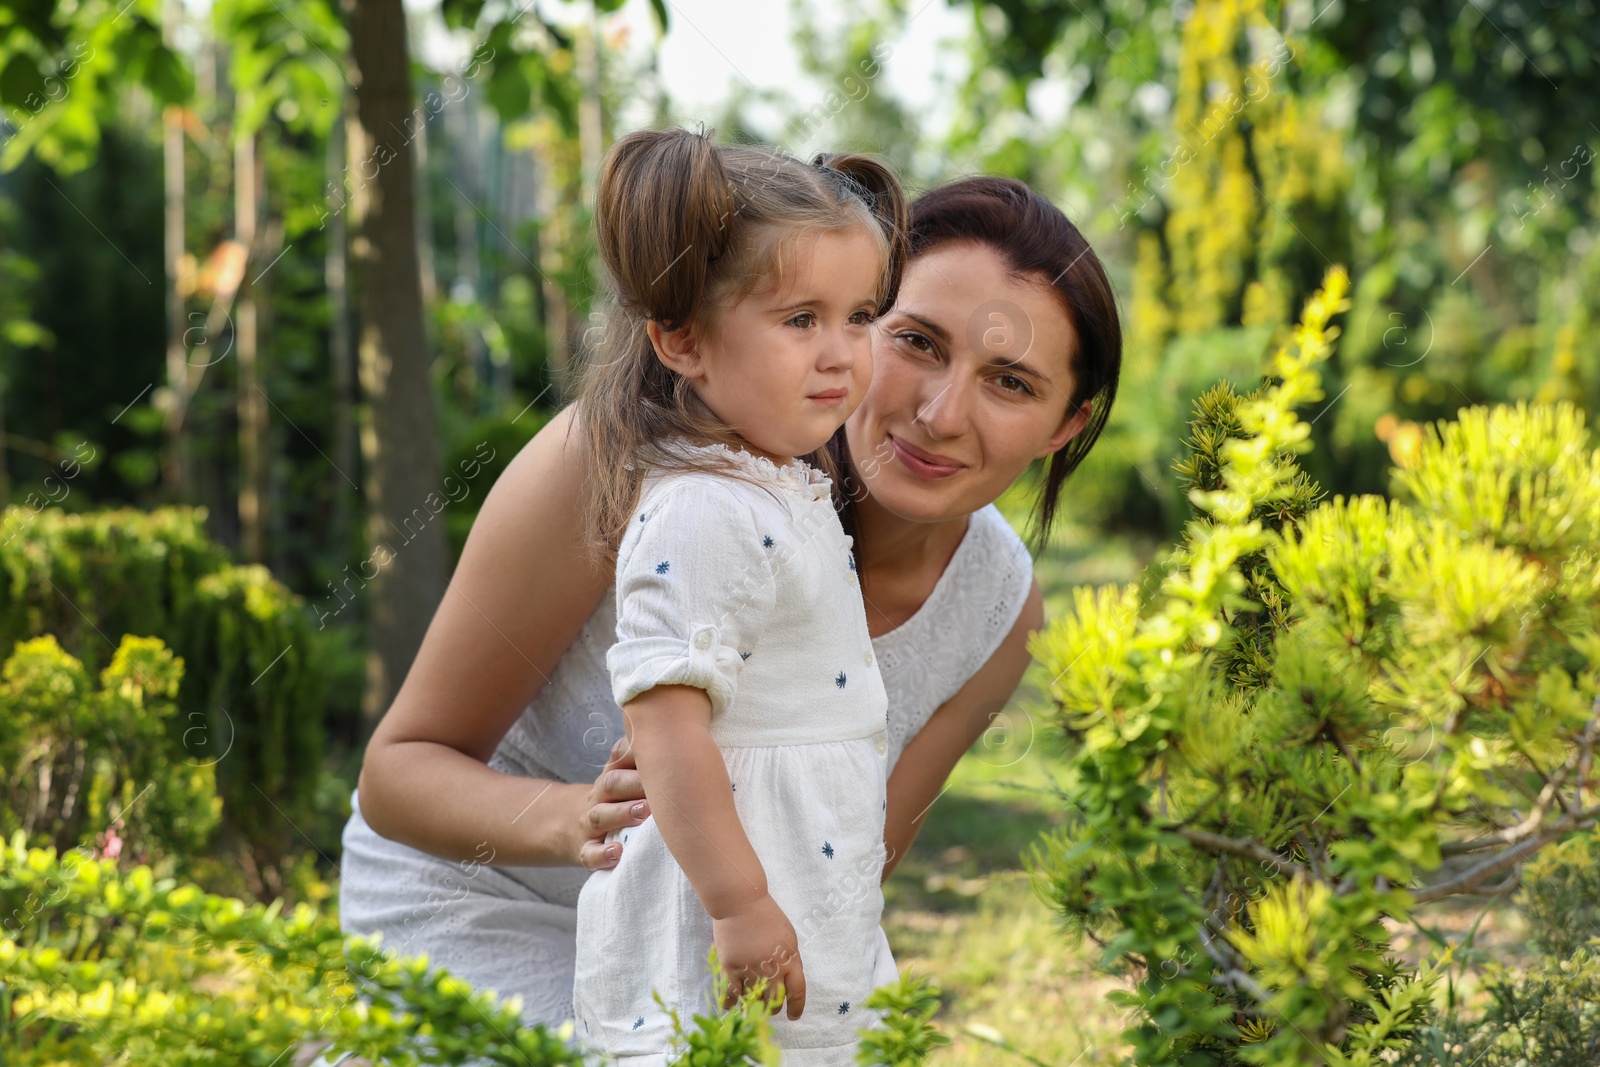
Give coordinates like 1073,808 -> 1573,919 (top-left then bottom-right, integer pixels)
848,555 -> 857,571
821,841 -> 834,859
730,782 -> 737,792
639,512 -> 649,522
633,1017 -> 645,1030
655,560 -> 670,574
739,651 -> 751,661
837,1002 -> 850,1015
835,671 -> 847,688
762,535 -> 774,548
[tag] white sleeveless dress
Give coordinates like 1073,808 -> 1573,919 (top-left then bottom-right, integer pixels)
338,470 -> 1035,1030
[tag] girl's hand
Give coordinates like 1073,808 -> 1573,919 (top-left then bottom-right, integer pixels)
577,737 -> 650,871
712,892 -> 806,1020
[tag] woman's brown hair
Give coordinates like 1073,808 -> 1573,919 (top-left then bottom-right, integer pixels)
829,176 -> 1122,552
576,127 -> 909,563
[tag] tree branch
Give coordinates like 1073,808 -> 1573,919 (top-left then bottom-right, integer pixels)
1172,828 -> 1312,880
1415,818 -> 1594,903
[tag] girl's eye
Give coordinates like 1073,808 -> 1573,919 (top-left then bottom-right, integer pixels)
787,312 -> 817,329
995,372 -> 1035,397
848,309 -> 875,326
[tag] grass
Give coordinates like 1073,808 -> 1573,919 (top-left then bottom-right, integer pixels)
880,513 -> 1163,1066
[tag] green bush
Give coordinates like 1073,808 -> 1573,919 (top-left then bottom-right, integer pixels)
1028,267 -> 1600,1065
0,633 -> 219,864
0,506 -> 343,884
0,837 -> 948,1066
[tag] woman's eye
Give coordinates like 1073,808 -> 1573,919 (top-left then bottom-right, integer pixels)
787,312 -> 816,329
996,372 -> 1035,396
896,331 -> 934,354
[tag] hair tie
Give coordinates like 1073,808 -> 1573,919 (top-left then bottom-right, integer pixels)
811,156 -> 876,212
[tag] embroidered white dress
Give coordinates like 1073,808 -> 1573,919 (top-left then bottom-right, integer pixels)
337,473 -> 1034,1033
572,443 -> 892,1065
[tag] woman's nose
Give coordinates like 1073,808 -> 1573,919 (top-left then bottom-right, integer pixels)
913,371 -> 968,439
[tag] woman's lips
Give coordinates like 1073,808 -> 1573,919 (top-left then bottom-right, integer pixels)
889,434 -> 965,479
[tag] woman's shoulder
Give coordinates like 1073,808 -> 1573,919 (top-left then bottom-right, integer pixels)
959,504 -> 1035,593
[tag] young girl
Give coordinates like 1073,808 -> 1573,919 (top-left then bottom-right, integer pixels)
570,128 -> 909,1065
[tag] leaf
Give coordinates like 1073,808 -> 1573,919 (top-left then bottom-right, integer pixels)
141,44 -> 193,104
0,53 -> 46,109
484,59 -> 531,120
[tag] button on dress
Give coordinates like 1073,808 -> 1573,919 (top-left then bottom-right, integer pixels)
572,441 -> 892,1066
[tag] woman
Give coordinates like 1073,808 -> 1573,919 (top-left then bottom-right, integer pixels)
340,175 -> 1122,1027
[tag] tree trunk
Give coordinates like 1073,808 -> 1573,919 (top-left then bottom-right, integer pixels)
161,0 -> 191,501
345,0 -> 448,729
235,113 -> 265,563
327,99 -> 356,562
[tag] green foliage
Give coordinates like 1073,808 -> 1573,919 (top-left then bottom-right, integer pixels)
855,974 -> 951,1067
656,951 -> 781,1067
0,0 -> 191,173
1514,828 -> 1600,961
1029,266 -> 1600,1064
0,839 -> 948,1066
0,633 -> 220,863
0,505 -> 343,882
0,835 -> 587,1065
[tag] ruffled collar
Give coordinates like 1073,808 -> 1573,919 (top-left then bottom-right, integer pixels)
659,438 -> 833,503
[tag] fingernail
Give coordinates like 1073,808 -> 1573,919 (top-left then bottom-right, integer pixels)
631,802 -> 647,818
604,844 -> 620,861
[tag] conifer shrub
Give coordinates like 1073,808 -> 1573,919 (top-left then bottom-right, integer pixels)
0,506 -> 345,887
1028,266 -> 1600,1065
0,836 -> 949,1066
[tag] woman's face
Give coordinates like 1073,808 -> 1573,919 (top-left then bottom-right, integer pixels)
846,241 -> 1091,524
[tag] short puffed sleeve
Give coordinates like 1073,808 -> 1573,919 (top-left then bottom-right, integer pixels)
606,478 -> 778,716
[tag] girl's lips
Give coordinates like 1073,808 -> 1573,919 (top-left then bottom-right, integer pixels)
889,434 -> 965,479
809,388 -> 848,408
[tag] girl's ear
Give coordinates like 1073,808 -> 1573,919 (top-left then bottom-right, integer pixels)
1036,398 -> 1092,458
646,320 -> 703,379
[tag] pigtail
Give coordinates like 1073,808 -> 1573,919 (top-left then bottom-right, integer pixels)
597,128 -> 739,330
812,152 -> 910,314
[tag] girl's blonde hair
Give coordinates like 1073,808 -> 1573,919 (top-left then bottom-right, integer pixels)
576,127 -> 909,563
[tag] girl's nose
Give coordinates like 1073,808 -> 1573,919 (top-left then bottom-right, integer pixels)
818,326 -> 856,371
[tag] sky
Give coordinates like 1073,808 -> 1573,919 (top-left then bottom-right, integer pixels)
407,0 -> 974,145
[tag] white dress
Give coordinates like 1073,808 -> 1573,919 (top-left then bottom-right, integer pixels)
573,442 -> 891,1065
337,468 -> 1034,1032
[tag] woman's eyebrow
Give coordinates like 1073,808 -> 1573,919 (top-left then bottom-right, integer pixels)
897,312 -> 951,343
990,355 -> 1053,385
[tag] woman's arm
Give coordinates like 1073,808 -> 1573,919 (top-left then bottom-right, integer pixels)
881,577 -> 1043,880
357,405 -> 648,870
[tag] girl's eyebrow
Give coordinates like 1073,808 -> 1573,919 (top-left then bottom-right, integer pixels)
771,294 -> 878,315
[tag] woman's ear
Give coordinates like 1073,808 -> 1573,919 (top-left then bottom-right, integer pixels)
646,320 -> 703,379
1036,398 -> 1092,458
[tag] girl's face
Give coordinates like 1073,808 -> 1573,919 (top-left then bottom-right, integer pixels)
654,227 -> 883,464
846,241 -> 1092,523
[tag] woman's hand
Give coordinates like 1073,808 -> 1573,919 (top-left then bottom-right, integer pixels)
576,737 -> 650,871
712,892 -> 806,1020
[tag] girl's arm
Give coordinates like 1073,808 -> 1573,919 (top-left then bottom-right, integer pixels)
881,578 -> 1043,880
357,405 -> 649,870
624,684 -> 806,1017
